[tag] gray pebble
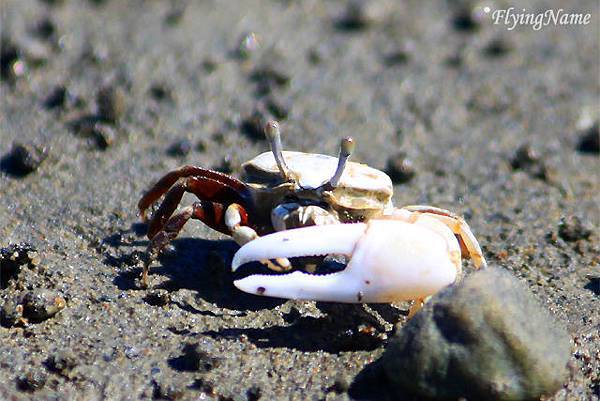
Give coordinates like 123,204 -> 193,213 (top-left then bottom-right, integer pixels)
380,268 -> 570,401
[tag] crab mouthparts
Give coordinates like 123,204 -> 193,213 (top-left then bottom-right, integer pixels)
231,223 -> 365,272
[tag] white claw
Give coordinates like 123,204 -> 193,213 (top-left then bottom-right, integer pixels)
231,223 -> 366,271
234,271 -> 361,302
232,219 -> 461,303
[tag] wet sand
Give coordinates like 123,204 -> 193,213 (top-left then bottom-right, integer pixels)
1,1 -> 598,400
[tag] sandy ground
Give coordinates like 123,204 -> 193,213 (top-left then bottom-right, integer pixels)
1,0 -> 598,400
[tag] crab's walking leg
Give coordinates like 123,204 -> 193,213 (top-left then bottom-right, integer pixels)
145,176 -> 251,239
407,296 -> 432,319
400,205 -> 488,269
138,166 -> 251,221
141,201 -> 249,287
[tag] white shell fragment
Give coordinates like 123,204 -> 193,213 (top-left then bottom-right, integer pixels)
233,218 -> 461,303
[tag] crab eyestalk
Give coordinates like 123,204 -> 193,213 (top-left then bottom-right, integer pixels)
265,120 -> 291,181
328,137 -> 355,188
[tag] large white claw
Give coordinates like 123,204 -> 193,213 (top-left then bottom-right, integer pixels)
233,219 -> 460,303
231,223 -> 366,271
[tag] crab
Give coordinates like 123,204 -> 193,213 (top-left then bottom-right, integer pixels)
138,120 -> 487,312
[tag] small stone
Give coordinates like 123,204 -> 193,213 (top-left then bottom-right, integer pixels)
329,375 -> 350,394
265,96 -> 290,120
168,343 -> 219,372
246,385 -> 262,401
148,83 -> 173,103
144,289 -> 171,306
201,57 -> 218,73
39,0 -> 65,5
307,47 -> 323,65
96,85 -> 126,123
1,142 -> 48,177
1,36 -> 21,80
334,0 -> 384,32
153,376 -> 186,400
45,351 -> 78,374
240,111 -> 267,142
195,139 -> 207,152
33,17 -> 56,40
380,268 -> 570,400
213,156 -> 234,174
166,138 -> 192,157
90,123 -> 118,150
576,122 -> 599,155
383,50 -> 410,67
43,85 -> 67,110
0,242 -> 37,288
124,346 -> 140,359
510,144 -> 549,181
21,289 -> 66,322
236,32 -> 260,60
1,299 -> 24,327
250,62 -> 290,96
558,216 -> 592,242
385,152 -> 416,184
69,116 -> 120,149
16,369 -> 47,392
452,7 -> 483,33
163,4 -> 185,26
483,37 -> 511,58
585,274 -> 600,296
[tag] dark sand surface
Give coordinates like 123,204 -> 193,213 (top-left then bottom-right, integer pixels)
1,0 -> 598,400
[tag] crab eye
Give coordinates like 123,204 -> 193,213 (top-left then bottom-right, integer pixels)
328,137 -> 354,188
265,120 -> 291,181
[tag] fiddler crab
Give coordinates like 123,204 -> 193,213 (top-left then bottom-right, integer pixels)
138,120 -> 487,315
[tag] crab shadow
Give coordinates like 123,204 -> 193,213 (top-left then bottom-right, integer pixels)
105,224 -> 405,352
107,225 -> 283,312
347,358 -> 422,401
202,302 -> 404,353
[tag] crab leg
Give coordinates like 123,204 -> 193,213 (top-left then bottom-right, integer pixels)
232,219 -> 460,303
138,166 -> 252,221
142,200 -> 237,287
144,176 -> 252,239
399,205 -> 488,269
